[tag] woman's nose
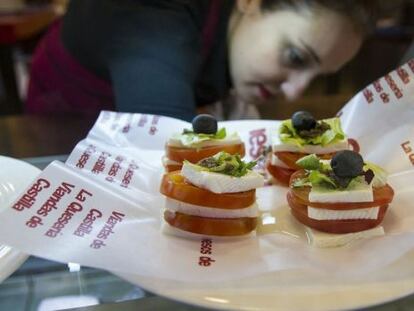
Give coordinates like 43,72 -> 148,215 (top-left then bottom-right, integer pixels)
280,73 -> 313,101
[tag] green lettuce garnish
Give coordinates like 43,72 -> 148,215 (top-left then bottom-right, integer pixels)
279,118 -> 345,148
191,152 -> 257,177
347,176 -> 369,190
291,178 -> 312,188
180,128 -> 226,147
292,154 -> 388,190
363,162 -> 388,187
296,154 -> 331,172
292,164 -> 336,189
296,154 -> 321,170
308,170 -> 337,188
292,154 -> 357,190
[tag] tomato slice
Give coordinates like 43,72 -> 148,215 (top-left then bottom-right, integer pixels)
165,163 -> 182,172
266,161 -> 295,186
160,171 -> 256,209
275,151 -> 335,170
289,170 -> 394,209
164,210 -> 257,236
166,143 -> 245,163
287,191 -> 389,233
348,138 -> 360,153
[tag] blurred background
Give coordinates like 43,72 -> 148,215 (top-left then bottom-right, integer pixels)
0,0 -> 413,119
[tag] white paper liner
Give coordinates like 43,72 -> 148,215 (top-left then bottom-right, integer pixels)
0,61 -> 413,284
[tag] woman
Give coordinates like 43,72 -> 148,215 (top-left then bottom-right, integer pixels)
26,0 -> 381,121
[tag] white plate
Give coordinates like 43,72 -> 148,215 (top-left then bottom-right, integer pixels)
0,156 -> 41,282
116,252 -> 414,311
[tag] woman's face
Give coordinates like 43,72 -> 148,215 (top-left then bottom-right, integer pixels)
228,0 -> 363,103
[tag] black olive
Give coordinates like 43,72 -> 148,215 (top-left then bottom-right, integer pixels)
331,150 -> 364,178
328,172 -> 352,188
292,111 -> 316,131
192,114 -> 217,134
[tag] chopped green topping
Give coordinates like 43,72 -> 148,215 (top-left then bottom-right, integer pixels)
195,152 -> 256,177
180,127 -> 227,146
279,117 -> 345,148
297,121 -> 330,139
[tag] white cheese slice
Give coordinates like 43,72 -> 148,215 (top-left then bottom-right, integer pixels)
165,198 -> 259,218
308,206 -> 379,220
181,162 -> 264,194
167,132 -> 242,148
162,156 -> 181,166
270,154 -> 290,168
309,183 -> 374,203
306,225 -> 384,248
271,128 -> 349,154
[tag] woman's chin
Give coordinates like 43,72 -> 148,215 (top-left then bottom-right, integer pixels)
236,86 -> 280,105
235,88 -> 261,104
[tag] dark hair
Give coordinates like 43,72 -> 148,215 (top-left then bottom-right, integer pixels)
260,0 -> 386,35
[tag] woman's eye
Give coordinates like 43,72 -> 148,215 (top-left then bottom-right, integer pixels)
285,47 -> 308,68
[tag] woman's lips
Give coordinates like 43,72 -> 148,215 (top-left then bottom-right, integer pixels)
258,84 -> 273,100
